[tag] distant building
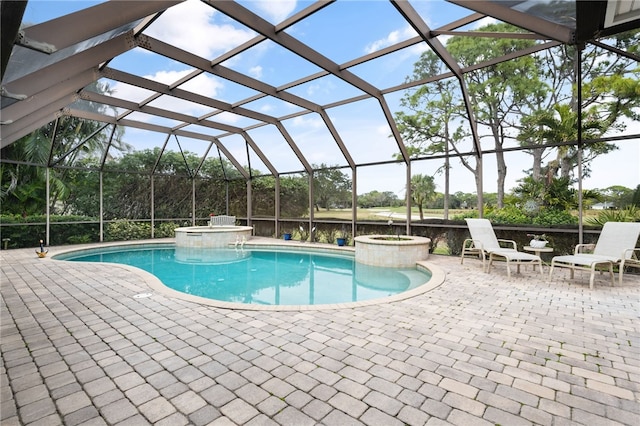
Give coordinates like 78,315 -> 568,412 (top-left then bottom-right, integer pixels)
592,202 -> 615,210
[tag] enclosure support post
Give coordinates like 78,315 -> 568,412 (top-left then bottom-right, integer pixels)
351,168 -> 357,240
150,176 -> 155,239
192,179 -> 196,227
99,172 -> 104,242
405,162 -> 411,236
46,168 -> 50,246
309,172 -> 315,236
477,157 -> 484,217
275,175 -> 281,237
247,179 -> 252,227
576,44 -> 584,245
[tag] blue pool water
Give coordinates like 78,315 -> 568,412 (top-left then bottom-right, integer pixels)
56,245 -> 431,306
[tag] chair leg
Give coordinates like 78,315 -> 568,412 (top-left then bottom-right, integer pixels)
505,259 -> 511,277
608,264 -> 614,287
619,260 -> 625,286
589,265 -> 596,290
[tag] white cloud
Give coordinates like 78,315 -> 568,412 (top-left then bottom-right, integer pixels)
179,73 -> 225,97
306,83 -> 320,96
249,66 -> 263,79
254,0 -> 297,23
214,111 -> 243,125
146,69 -> 193,85
292,115 -> 323,129
376,124 -> 390,135
111,69 -> 224,118
145,0 -> 256,58
365,26 -> 418,54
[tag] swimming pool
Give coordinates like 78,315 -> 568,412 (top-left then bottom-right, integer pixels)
54,244 -> 434,308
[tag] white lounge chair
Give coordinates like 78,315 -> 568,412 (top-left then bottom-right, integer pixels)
549,221 -> 640,289
461,218 -> 543,277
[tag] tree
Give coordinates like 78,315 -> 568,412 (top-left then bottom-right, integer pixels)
394,62 -> 471,218
511,175 -> 578,213
446,23 -> 546,208
397,23 -> 546,208
312,164 -> 351,211
357,191 -> 400,209
600,185 -> 634,209
520,103 -> 612,182
1,81 -> 127,215
410,174 -> 436,220
632,185 -> 640,207
519,31 -> 639,183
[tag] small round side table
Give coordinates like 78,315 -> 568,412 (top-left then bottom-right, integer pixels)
523,246 -> 554,270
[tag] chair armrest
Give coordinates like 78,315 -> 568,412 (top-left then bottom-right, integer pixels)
464,239 -> 485,250
622,248 -> 640,261
575,243 -> 595,254
497,239 -> 517,250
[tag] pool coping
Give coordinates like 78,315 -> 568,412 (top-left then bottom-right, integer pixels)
49,237 -> 446,311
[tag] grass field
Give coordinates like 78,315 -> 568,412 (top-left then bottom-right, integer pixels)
312,207 -> 470,221
311,207 -> 605,223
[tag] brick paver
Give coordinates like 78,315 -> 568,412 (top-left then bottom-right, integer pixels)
1,240 -> 639,425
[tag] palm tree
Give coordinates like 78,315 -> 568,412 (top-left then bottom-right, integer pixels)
410,174 -> 436,221
526,104 -> 607,182
1,81 -> 129,215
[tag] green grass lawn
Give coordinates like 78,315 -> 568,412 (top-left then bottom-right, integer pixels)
313,207 -> 603,223
313,208 -> 469,221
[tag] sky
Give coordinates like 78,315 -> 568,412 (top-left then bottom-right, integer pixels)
20,0 -> 640,196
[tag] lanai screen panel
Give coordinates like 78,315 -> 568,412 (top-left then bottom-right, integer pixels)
348,43 -> 430,90
328,99 -> 399,165
280,114 -> 348,168
284,73 -> 366,106
145,0 -> 257,58
219,40 -> 324,90
92,78 -> 157,106
241,96 -> 306,121
1,0 -> 639,203
245,125 -> 306,173
283,1 -> 415,65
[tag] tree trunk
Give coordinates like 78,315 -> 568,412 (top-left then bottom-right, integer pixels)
492,124 -> 506,208
496,151 -> 506,208
531,148 -> 543,180
560,154 -> 573,179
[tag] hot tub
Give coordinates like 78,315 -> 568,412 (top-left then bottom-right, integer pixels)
174,226 -> 253,248
354,235 -> 431,268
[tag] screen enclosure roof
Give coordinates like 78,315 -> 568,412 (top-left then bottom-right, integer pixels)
1,0 -> 639,179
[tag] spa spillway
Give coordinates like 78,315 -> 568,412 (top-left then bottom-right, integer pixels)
175,226 -> 253,248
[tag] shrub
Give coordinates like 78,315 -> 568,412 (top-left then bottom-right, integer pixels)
585,206 -> 640,226
485,205 -> 529,224
532,209 -> 578,226
0,214 -> 99,248
105,220 -> 151,241
155,222 -> 180,238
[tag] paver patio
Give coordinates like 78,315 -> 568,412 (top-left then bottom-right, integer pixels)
1,240 -> 639,425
